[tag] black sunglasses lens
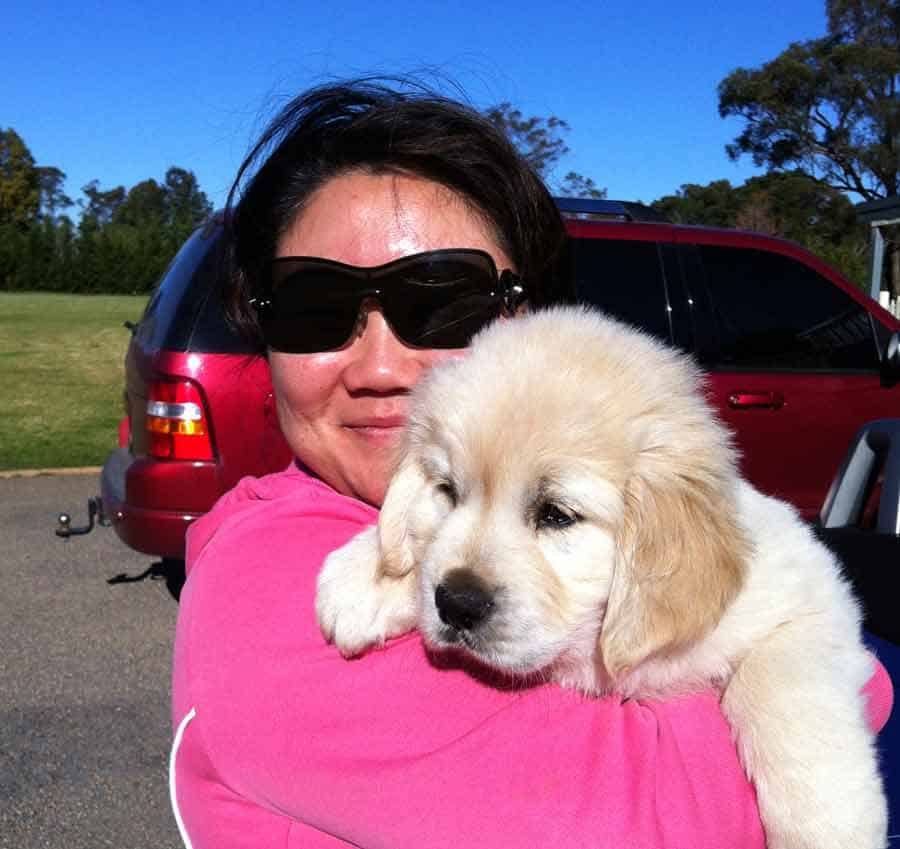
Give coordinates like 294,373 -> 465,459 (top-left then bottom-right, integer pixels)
263,270 -> 361,353
395,291 -> 501,347
386,254 -> 502,347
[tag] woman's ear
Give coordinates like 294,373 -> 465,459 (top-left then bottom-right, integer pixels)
599,466 -> 748,684
377,455 -> 429,579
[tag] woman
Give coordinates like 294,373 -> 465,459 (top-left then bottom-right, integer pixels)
170,80 -> 891,849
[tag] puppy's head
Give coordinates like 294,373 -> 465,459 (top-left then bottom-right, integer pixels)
379,307 -> 748,689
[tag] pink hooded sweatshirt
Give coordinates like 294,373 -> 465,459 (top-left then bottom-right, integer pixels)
170,463 -> 893,849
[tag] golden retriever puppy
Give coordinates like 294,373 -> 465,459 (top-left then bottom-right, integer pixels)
316,306 -> 887,849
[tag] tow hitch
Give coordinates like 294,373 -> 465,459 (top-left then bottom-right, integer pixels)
56,495 -> 110,538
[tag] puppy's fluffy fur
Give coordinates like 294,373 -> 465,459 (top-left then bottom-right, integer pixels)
316,306 -> 887,849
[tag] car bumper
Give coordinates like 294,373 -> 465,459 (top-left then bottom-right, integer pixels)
101,447 -> 220,560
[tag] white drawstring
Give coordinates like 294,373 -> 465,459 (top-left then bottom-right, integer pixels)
169,707 -> 197,849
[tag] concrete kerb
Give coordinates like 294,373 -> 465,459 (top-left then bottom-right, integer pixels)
0,466 -> 102,480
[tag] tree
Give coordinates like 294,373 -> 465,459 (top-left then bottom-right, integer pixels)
733,190 -> 780,235
36,166 -> 72,222
740,170 -> 863,245
484,104 -> 606,198
718,1 -> 900,294
828,0 -> 900,44
651,180 -> 742,227
113,179 -> 168,228
79,180 -> 126,230
163,166 -> 212,235
484,103 -> 571,177
718,0 -> 900,201
0,128 -> 39,228
557,172 -> 606,200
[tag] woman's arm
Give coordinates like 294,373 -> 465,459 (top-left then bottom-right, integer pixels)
171,467 -> 768,849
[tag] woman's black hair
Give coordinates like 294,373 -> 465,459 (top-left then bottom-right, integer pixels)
225,77 -> 569,347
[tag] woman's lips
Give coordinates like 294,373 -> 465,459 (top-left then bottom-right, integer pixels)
344,416 -> 407,443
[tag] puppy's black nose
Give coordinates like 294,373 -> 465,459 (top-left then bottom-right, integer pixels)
435,569 -> 494,631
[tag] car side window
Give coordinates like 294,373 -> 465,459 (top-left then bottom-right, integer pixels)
569,237 -> 673,342
696,245 -> 880,371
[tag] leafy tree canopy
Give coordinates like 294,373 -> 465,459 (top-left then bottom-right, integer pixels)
112,179 -> 168,229
718,0 -> 900,200
484,103 -> 571,176
36,166 -> 72,222
164,167 -> 213,232
651,179 -> 742,227
652,171 -> 860,233
485,103 -> 607,198
80,180 -> 126,230
0,128 -> 40,228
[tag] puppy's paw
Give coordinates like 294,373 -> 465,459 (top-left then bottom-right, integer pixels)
316,525 -> 417,657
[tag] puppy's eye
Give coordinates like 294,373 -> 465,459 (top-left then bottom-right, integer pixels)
435,480 -> 458,506
536,502 -> 578,530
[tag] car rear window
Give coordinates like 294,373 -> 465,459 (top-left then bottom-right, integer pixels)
135,223 -> 257,354
696,245 -> 880,371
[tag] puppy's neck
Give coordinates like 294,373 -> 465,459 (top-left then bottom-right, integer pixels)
550,648 -> 614,696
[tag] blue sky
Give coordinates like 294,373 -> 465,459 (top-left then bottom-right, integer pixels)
5,0 -> 830,211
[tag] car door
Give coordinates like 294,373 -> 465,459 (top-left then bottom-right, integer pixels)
678,239 -> 899,519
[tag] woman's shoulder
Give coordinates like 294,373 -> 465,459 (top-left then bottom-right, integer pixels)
185,463 -> 377,577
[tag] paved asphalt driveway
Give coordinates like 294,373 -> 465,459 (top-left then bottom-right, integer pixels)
1,472 -> 182,849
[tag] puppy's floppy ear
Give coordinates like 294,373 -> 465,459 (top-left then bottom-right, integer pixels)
599,463 -> 749,683
377,455 -> 429,580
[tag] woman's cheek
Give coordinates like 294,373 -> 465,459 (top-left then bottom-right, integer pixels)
270,352 -> 341,408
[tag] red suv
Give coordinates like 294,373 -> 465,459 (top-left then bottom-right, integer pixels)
97,199 -> 900,561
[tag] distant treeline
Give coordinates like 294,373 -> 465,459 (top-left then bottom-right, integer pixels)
0,126 -> 874,295
0,128 -> 211,294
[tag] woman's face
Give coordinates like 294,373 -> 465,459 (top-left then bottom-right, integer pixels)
269,171 -> 514,507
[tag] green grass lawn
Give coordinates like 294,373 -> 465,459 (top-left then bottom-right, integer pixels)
0,292 -> 148,470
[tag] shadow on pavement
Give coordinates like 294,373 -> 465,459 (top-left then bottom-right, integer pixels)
107,558 -> 186,601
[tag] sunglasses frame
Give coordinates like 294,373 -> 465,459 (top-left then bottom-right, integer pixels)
251,248 -> 525,353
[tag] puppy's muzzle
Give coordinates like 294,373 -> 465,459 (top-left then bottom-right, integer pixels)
434,569 -> 495,632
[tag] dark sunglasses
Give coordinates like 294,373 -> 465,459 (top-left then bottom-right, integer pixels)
251,249 -> 525,353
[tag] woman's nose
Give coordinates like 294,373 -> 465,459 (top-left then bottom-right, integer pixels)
341,306 -> 424,394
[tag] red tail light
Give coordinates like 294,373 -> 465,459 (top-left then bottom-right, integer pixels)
145,379 -> 214,461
